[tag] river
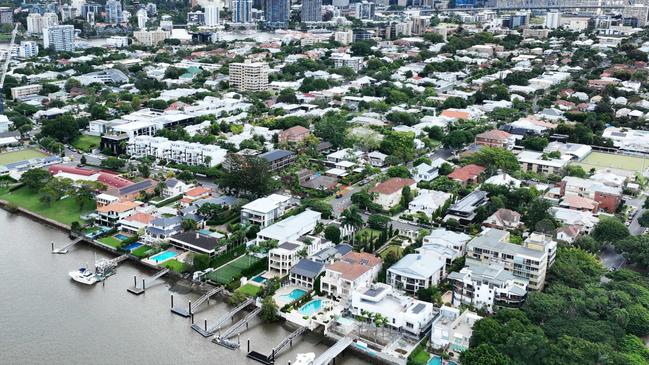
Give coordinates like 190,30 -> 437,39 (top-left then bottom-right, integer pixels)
0,210 -> 366,365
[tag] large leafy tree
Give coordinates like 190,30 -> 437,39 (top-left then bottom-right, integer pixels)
220,154 -> 273,198
20,168 -> 51,190
592,217 -> 629,245
468,147 -> 520,173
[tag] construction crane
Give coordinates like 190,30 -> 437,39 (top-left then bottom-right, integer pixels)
0,23 -> 19,114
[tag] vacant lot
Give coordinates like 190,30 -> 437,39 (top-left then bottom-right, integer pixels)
0,149 -> 47,165
575,152 -> 648,172
0,186 -> 94,225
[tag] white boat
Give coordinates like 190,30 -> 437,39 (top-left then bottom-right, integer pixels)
69,265 -> 99,285
294,352 -> 315,365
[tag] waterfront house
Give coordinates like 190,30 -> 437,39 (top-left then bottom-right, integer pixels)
96,200 -> 142,227
268,236 -> 332,277
256,210 -> 321,244
289,259 -> 325,289
320,251 -> 382,302
351,283 -> 435,338
118,212 -> 155,235
169,231 -> 224,257
146,216 -> 183,241
430,306 -> 482,356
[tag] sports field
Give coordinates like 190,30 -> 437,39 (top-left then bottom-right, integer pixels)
0,149 -> 47,165
573,152 -> 648,173
207,254 -> 262,285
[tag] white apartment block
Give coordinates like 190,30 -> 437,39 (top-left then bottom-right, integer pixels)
431,306 -> 482,355
127,135 -> 227,167
240,194 -> 291,228
229,61 -> 269,92
517,150 -> 569,176
267,236 -> 332,277
330,53 -> 364,72
133,29 -> 168,46
106,36 -> 129,48
27,12 -> 59,35
43,25 -> 75,52
351,283 -> 435,337
11,84 -> 43,100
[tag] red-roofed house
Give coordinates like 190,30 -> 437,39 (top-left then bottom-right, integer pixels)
475,130 -> 515,149
320,251 -> 382,301
48,165 -> 133,189
440,109 -> 471,121
448,164 -> 486,186
278,125 -> 310,144
559,195 -> 599,213
369,177 -> 417,209
180,186 -> 212,205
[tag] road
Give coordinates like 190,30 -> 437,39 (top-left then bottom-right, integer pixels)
625,195 -> 646,236
599,246 -> 626,271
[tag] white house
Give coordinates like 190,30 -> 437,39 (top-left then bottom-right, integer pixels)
430,306 -> 482,356
387,252 -> 446,294
320,251 -> 382,302
351,283 -> 435,337
162,178 -> 192,198
240,194 -> 291,228
408,189 -> 452,215
267,236 -> 332,277
256,210 -> 321,244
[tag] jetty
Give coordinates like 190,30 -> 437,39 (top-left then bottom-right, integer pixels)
247,326 -> 307,365
171,286 -> 223,317
51,238 -> 84,254
311,337 -> 353,365
127,268 -> 170,295
213,306 -> 262,349
191,297 -> 255,337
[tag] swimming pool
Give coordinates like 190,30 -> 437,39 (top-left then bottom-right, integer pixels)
251,275 -> 267,283
122,242 -> 142,251
427,356 -> 441,365
150,251 -> 177,263
114,233 -> 129,241
298,299 -> 322,316
282,289 -> 306,301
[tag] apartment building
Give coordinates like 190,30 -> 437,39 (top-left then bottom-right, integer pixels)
474,129 -> 515,149
320,251 -> 381,302
268,235 -> 332,277
17,41 -> 39,58
466,228 -> 554,290
133,29 -> 168,46
517,150 -> 569,176
240,194 -> 291,228
351,283 -> 435,338
448,260 -> 528,312
11,84 -> 43,100
330,53 -> 364,72
43,25 -> 75,52
229,61 -> 269,92
259,149 -> 296,171
430,306 -> 482,355
27,12 -> 58,35
559,176 -> 622,213
127,135 -> 227,167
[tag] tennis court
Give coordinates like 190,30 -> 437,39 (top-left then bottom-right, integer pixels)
573,152 -> 648,173
207,254 -> 262,284
0,149 -> 47,165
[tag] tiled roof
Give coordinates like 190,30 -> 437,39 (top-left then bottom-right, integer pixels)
185,186 -> 211,197
97,200 -> 141,213
370,177 -> 416,195
476,129 -> 512,140
448,164 -> 485,182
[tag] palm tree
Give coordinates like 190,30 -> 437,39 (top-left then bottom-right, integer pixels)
341,205 -> 363,228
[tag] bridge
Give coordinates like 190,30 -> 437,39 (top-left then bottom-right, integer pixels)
311,337 -> 353,365
247,326 -> 307,365
127,268 -> 170,295
191,297 -> 255,337
171,286 -> 223,317
51,237 -> 84,254
213,306 -> 262,349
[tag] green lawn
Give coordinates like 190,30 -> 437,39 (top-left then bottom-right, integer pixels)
357,228 -> 381,242
132,245 -> 154,258
98,236 -> 123,248
379,245 -> 403,259
238,283 -> 262,297
163,259 -> 188,273
574,152 -> 648,172
207,254 -> 262,285
0,186 -> 94,226
410,349 -> 431,365
72,135 -> 101,153
0,149 -> 47,165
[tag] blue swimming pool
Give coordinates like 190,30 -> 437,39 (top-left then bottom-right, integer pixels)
150,251 -> 177,262
427,356 -> 442,365
122,242 -> 142,251
114,233 -> 129,241
251,275 -> 266,283
298,299 -> 322,316
279,289 -> 306,303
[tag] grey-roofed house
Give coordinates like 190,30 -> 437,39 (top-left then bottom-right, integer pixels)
169,231 -> 224,257
311,244 -> 353,264
146,216 -> 183,240
289,258 -> 325,289
444,190 -> 488,225
259,149 -> 296,171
